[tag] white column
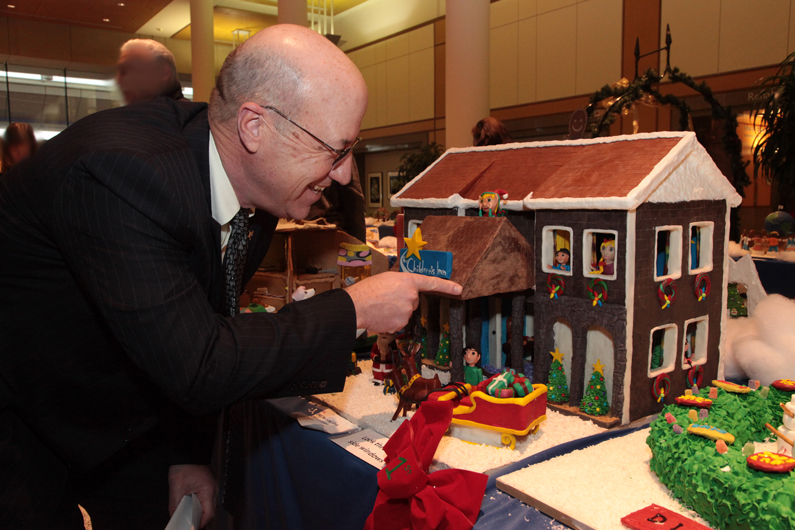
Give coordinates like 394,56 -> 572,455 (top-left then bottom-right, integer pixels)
445,0 -> 490,148
278,0 -> 308,26
189,0 -> 215,103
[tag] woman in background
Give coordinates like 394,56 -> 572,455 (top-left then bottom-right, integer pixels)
471,116 -> 512,146
2,122 -> 37,174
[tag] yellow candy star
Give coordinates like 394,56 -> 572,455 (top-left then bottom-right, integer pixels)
404,227 -> 428,260
420,316 -> 428,328
593,359 -> 605,376
443,322 -> 450,333
550,348 -> 565,364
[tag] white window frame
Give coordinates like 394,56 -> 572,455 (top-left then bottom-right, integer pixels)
648,323 -> 678,377
582,229 -> 619,280
688,222 -> 714,274
541,225 -> 573,276
407,219 -> 422,239
653,225 -> 683,281
682,316 -> 709,369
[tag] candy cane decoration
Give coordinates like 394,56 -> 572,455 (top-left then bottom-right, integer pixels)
657,279 -> 677,309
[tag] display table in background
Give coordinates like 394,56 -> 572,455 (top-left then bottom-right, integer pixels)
214,397 -> 646,530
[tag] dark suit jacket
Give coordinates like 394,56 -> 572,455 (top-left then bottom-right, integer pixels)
0,98 -> 356,523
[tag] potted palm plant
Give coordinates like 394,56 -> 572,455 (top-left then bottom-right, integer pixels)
754,52 -> 795,212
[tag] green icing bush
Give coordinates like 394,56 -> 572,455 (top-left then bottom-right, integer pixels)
647,386 -> 795,530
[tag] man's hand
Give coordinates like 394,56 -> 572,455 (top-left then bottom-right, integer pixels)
345,272 -> 462,332
168,464 -> 218,528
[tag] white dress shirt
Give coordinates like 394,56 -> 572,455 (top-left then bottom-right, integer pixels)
208,131 -> 254,259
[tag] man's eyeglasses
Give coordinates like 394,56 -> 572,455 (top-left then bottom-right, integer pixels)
259,104 -> 361,170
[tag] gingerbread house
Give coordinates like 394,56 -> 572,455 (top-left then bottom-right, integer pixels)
246,219 -> 389,310
391,131 -> 741,425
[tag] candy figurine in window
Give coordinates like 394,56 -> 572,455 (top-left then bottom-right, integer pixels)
371,332 -> 397,385
553,248 -> 570,271
590,239 -> 616,276
463,347 -> 484,386
478,189 -> 508,217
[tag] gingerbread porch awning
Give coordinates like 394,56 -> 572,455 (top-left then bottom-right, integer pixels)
417,215 -> 534,300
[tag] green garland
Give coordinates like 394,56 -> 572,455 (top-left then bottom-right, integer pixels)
586,68 -> 749,239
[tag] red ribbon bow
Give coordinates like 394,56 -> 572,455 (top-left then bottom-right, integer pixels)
364,400 -> 488,530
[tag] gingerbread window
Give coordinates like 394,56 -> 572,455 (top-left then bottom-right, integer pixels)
541,226 -> 573,276
648,324 -> 678,377
654,226 -> 683,281
688,222 -> 714,274
682,317 -> 708,369
407,219 -> 422,239
583,230 -> 618,280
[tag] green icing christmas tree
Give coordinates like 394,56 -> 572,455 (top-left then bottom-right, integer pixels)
435,323 -> 451,366
650,343 -> 664,370
547,348 -> 569,404
579,359 -> 609,416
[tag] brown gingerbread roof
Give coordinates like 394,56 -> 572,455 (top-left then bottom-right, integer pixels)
398,137 -> 681,202
417,215 -> 534,300
392,132 -> 742,211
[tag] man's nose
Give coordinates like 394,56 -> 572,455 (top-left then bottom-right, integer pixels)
328,156 -> 353,185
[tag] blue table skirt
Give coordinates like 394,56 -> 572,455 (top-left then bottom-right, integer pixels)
215,397 -> 647,530
752,257 -> 795,299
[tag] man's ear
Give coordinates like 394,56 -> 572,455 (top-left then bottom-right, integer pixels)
237,102 -> 264,154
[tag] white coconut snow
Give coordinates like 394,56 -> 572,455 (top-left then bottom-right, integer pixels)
497,429 -> 713,530
313,360 -> 606,474
723,294 -> 795,385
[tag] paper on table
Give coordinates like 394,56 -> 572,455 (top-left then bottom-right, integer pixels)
330,428 -> 388,469
293,404 -> 359,434
164,493 -> 202,530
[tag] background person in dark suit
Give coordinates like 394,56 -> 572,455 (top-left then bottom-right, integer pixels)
116,38 -> 184,104
0,24 -> 460,529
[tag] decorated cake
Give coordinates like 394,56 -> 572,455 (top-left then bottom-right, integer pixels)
647,380 -> 795,529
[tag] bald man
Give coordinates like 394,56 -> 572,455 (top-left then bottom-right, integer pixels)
117,38 -> 183,104
0,25 -> 461,529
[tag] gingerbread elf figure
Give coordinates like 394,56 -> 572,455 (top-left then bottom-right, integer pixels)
463,347 -> 484,386
478,189 -> 508,217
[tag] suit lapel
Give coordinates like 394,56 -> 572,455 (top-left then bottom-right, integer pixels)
183,108 -> 224,311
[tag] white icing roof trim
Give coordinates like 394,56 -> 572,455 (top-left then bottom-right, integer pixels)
391,131 -> 742,211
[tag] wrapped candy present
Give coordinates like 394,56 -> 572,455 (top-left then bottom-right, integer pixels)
496,388 -> 514,398
512,376 -> 532,398
486,370 -> 515,397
